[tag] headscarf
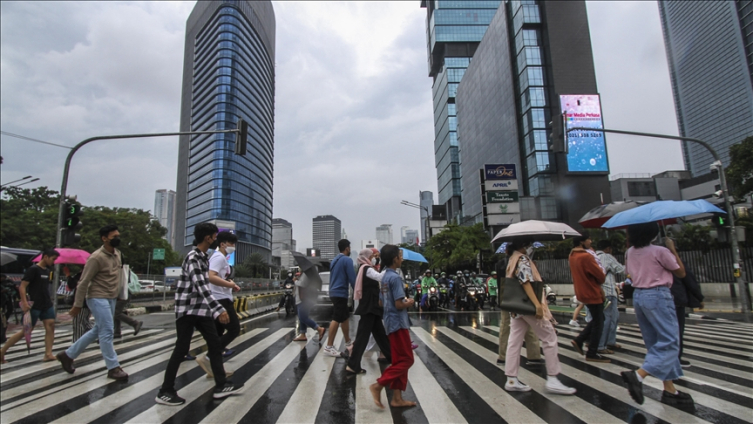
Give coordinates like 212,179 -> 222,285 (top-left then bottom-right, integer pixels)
354,248 -> 374,301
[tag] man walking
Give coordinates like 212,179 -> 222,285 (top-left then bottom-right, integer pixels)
155,223 -> 243,406
324,239 -> 356,357
1,248 -> 59,364
56,225 -> 129,380
595,240 -> 625,354
569,233 -> 609,363
208,231 -> 241,359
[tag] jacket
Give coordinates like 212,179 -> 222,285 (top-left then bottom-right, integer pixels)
671,269 -> 704,308
569,248 -> 606,304
328,253 -> 356,298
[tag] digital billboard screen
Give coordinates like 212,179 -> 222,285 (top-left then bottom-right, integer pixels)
560,94 -> 609,173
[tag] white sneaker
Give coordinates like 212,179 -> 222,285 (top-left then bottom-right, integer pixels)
569,320 -> 580,327
196,355 -> 233,379
323,346 -> 341,357
545,378 -> 576,395
504,379 -> 531,392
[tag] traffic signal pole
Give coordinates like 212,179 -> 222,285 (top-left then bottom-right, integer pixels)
566,126 -> 751,313
53,128 -> 241,313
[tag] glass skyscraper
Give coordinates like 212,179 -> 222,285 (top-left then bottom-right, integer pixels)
312,215 -> 341,261
174,0 -> 276,262
421,0 -> 501,223
659,1 -> 753,177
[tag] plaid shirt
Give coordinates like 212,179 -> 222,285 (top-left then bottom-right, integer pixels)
174,248 -> 226,320
596,251 -> 626,298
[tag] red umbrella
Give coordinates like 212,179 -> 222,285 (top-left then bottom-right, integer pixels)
22,301 -> 34,353
32,248 -> 90,265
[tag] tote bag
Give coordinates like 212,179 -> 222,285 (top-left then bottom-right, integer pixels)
498,277 -> 543,315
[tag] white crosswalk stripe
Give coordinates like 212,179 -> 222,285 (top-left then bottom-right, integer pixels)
1,314 -> 750,424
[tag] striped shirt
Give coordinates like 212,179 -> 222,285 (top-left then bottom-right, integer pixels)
174,248 -> 226,320
596,251 -> 626,298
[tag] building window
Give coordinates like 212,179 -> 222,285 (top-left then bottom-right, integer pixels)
627,181 -> 657,197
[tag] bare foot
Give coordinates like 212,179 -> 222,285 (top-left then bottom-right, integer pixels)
369,383 -> 385,409
42,355 -> 56,362
390,399 -> 417,408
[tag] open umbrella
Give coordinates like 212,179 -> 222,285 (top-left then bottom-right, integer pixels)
32,248 -> 90,265
602,200 -> 725,228
292,252 -> 322,291
1,251 -> 18,266
492,220 -> 581,243
400,248 -> 428,263
21,301 -> 34,353
578,201 -> 648,229
495,241 -> 544,254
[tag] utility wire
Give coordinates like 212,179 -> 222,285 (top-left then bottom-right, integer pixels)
0,131 -> 72,149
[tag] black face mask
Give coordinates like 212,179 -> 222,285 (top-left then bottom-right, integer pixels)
109,237 -> 121,248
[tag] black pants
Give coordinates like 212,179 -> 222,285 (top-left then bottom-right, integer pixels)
347,314 -> 391,372
215,299 -> 240,351
575,303 -> 605,357
675,305 -> 686,359
161,315 -> 227,392
114,299 -> 140,335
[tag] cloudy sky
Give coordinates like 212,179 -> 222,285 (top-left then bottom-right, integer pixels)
0,1 -> 684,251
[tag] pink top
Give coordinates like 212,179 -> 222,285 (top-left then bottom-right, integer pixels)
626,245 -> 679,289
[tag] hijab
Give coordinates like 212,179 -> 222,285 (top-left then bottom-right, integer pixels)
354,248 -> 374,301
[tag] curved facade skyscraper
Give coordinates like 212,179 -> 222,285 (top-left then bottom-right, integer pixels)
175,1 -> 275,262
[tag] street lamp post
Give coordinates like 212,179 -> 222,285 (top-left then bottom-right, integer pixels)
401,200 -> 430,246
567,126 -> 750,313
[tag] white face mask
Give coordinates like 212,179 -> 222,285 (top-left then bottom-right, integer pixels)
525,246 -> 535,257
371,258 -> 377,265
225,246 -> 236,255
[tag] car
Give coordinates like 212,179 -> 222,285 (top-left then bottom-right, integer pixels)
316,272 -> 331,306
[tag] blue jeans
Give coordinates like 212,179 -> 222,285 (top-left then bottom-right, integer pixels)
297,301 -> 318,333
66,298 -> 120,370
633,287 -> 682,381
599,296 -> 618,349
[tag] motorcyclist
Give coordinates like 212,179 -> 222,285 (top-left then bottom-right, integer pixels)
486,271 -> 498,310
436,272 -> 450,308
455,270 -> 467,310
276,272 -> 295,312
420,269 -> 437,311
471,271 -> 485,309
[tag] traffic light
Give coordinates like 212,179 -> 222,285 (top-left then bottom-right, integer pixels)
548,112 -> 568,153
235,118 -> 248,156
713,213 -> 729,227
61,200 -> 83,246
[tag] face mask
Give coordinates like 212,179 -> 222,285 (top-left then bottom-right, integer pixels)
372,258 -> 377,265
526,246 -> 535,257
225,246 -> 235,255
109,237 -> 121,248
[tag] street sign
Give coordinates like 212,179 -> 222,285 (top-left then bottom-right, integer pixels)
486,202 -> 520,214
487,214 -> 522,226
486,191 -> 519,203
484,180 -> 518,191
152,248 -> 165,261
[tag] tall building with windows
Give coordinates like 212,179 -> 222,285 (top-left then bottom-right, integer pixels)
376,224 -> 393,246
174,1 -> 276,263
154,189 -> 176,248
419,190 -> 434,244
421,1 -> 502,223
659,1 -> 753,177
272,218 -> 295,269
313,215 -> 341,261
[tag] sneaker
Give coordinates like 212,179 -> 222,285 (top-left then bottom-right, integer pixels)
155,391 -> 186,406
56,351 -> 75,374
545,378 -> 576,395
213,382 -> 244,399
223,349 -> 235,358
133,321 -> 144,336
585,354 -> 611,363
680,359 -> 691,369
569,320 -> 580,327
661,390 -> 694,407
621,371 -> 644,405
107,366 -> 129,381
184,354 -> 196,361
323,346 -> 341,357
526,359 -> 545,366
496,359 -> 505,366
504,379 -> 531,392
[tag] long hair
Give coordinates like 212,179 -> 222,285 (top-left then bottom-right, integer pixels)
627,222 -> 659,248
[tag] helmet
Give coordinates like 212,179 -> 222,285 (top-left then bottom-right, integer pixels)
491,271 -> 497,275
456,270 -> 462,275
425,269 -> 431,274
471,272 -> 477,275
441,272 -> 446,276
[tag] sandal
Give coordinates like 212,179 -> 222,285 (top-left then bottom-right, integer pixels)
346,367 -> 366,375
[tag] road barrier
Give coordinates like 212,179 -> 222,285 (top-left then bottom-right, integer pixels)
233,292 -> 283,318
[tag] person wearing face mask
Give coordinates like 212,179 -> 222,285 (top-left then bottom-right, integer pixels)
207,231 -> 241,362
56,225 -> 129,381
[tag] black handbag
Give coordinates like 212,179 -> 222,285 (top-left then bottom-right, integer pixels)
498,277 -> 543,316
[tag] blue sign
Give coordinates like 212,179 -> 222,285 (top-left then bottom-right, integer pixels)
484,164 -> 517,180
560,95 -> 609,173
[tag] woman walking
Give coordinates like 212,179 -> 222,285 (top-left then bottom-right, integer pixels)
620,222 -> 693,407
346,249 -> 391,374
293,272 -> 325,342
503,241 -> 576,395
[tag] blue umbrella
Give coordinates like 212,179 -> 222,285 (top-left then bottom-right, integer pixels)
602,200 -> 725,228
495,241 -> 544,254
400,248 -> 428,263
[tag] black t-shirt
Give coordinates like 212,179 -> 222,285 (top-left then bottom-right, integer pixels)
23,265 -> 53,311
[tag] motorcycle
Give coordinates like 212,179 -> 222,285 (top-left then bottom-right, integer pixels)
474,282 -> 486,309
427,286 -> 439,311
439,283 -> 449,308
413,283 -> 422,310
283,282 -> 295,316
544,284 -> 557,305
465,284 -> 479,311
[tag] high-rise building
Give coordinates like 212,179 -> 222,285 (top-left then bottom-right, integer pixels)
421,0 -> 502,223
659,1 -> 753,177
174,1 -> 276,263
419,190 -> 434,243
272,218 -> 296,269
154,189 -> 177,248
455,0 -> 611,230
313,215 -> 341,260
404,229 -> 420,245
375,224 -> 393,246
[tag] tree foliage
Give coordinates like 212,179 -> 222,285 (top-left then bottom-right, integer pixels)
0,186 -> 181,273
424,223 -> 491,272
667,224 -> 716,252
235,253 -> 271,278
726,136 -> 753,201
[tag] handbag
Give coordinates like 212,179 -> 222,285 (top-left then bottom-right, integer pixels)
498,277 -> 543,316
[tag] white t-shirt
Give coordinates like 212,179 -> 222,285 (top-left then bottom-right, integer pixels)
208,250 -> 233,301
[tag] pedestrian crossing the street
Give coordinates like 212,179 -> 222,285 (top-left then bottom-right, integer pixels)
1,312 -> 751,423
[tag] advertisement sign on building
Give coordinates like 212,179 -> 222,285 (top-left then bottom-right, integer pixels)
486,191 -> 519,203
484,164 -> 517,180
560,94 -> 609,173
487,214 -> 522,226
484,179 -> 519,191
486,202 -> 520,214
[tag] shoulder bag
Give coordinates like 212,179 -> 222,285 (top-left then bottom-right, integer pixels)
498,256 -> 543,315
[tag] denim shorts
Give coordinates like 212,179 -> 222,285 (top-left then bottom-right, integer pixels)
30,306 -> 56,326
633,287 -> 683,381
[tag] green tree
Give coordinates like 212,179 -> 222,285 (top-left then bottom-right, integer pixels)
425,223 -> 491,271
667,224 -> 716,252
0,186 -> 60,249
235,253 -> 270,278
726,136 -> 753,201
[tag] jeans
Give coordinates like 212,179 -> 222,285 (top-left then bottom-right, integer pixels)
574,303 -> 604,357
66,298 -> 119,370
161,315 -> 227,392
215,298 -> 240,350
599,296 -> 619,349
634,287 -> 682,381
297,301 -> 318,333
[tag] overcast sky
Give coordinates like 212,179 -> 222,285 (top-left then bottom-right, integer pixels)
0,1 -> 684,251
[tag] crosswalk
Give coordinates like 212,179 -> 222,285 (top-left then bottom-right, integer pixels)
1,311 -> 751,424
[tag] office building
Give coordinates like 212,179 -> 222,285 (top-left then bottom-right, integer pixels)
659,1 -> 753,177
174,1 -> 276,263
376,224 -> 393,246
419,190 -> 434,243
404,229 -> 420,245
313,215 -> 341,260
361,240 -> 382,250
421,1 -> 502,223
455,0 -> 611,230
272,218 -> 296,269
154,189 -> 176,248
